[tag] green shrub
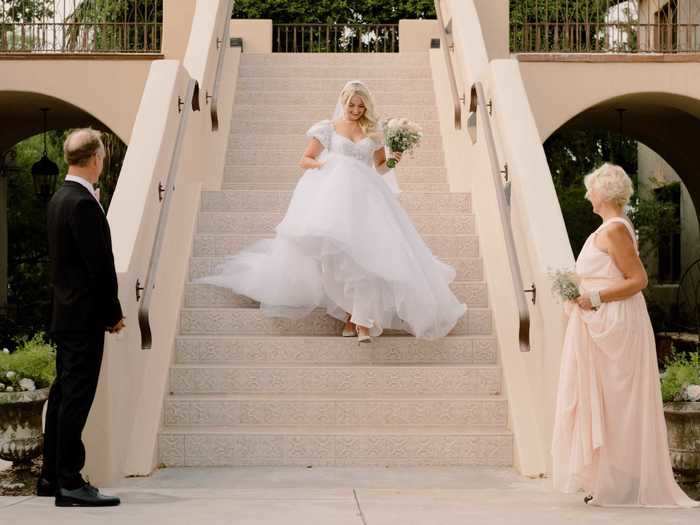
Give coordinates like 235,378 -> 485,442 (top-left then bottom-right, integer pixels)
661,351 -> 700,402
0,332 -> 56,393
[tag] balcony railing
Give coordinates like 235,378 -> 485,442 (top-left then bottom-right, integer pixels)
510,0 -> 700,54
0,0 -> 162,54
273,23 -> 399,53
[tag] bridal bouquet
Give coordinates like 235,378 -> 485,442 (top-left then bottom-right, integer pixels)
382,118 -> 423,169
548,269 -> 581,302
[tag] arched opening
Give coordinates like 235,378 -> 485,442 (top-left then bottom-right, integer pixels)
0,91 -> 127,348
544,92 -> 700,345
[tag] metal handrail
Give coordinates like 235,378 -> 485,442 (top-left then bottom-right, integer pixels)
434,0 -> 462,129
209,0 -> 235,131
137,78 -> 197,350
432,0 -> 531,351
472,82 -> 531,352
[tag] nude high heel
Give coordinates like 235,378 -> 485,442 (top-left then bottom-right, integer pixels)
342,314 -> 355,337
356,326 -> 371,344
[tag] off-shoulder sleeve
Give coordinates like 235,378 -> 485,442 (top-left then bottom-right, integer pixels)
306,119 -> 333,149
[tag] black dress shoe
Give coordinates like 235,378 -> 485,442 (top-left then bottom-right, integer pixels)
55,484 -> 120,507
36,477 -> 56,497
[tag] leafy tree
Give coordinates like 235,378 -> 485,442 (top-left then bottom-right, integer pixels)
0,0 -> 54,23
232,0 -> 435,23
544,127 -> 637,256
510,0 -> 637,52
66,0 -> 162,52
232,0 -> 436,51
2,129 -> 125,349
0,0 -> 56,50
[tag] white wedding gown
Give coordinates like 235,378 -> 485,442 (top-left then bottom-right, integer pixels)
198,119 -> 466,338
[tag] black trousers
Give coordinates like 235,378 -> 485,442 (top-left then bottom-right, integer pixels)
41,330 -> 105,489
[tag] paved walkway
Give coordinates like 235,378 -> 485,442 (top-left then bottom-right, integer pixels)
1,467 -> 698,524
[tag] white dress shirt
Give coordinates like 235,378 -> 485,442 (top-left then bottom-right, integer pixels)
65,174 -> 104,213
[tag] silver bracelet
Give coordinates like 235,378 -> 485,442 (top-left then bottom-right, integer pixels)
590,290 -> 602,309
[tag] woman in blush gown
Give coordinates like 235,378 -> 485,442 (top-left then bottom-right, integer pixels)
198,80 -> 466,343
551,163 -> 698,508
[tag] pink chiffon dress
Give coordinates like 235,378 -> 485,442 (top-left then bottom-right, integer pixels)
551,217 -> 699,508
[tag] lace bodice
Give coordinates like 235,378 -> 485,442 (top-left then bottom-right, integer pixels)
306,119 -> 383,166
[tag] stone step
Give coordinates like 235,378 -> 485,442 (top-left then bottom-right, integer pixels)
158,426 -> 513,467
168,364 -> 502,396
237,77 -> 435,93
220,182 -> 451,192
240,53 -> 430,67
236,88 -> 435,107
163,394 -> 508,427
230,119 -> 442,136
192,233 -> 479,259
200,190 -> 471,214
196,211 -> 475,235
225,148 -> 443,168
188,256 -> 483,283
228,133 -> 444,151
232,104 -> 437,122
183,281 -> 488,309
235,90 -> 435,106
223,165 -> 447,183
179,308 -> 492,336
174,335 -> 498,365
239,65 -> 432,79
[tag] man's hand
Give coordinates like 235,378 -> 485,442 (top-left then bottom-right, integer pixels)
108,318 -> 126,333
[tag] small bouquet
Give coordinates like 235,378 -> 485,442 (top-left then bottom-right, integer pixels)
382,117 -> 423,169
548,269 -> 581,302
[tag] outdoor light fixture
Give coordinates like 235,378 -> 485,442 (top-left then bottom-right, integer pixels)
31,108 -> 59,202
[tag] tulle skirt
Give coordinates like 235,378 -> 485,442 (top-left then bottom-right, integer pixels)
197,152 -> 466,338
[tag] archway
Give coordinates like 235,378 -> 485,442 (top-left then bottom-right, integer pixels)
543,93 -> 700,338
0,91 -> 117,154
0,92 -> 126,348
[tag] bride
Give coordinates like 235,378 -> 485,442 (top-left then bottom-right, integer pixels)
198,80 -> 466,342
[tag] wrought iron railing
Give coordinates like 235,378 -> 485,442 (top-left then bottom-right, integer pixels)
273,23 -> 399,53
0,0 -> 162,54
510,0 -> 700,53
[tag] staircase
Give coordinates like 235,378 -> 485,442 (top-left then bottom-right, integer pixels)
158,53 -> 513,467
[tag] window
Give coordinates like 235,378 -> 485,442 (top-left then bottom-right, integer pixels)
656,0 -> 680,52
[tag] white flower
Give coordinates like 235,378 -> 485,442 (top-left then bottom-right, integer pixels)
2,348 -> 8,354
5,386 -> 13,392
684,384 -> 700,402
5,371 -> 15,379
19,378 -> 36,392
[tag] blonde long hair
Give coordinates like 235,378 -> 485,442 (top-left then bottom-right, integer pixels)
338,81 -> 379,138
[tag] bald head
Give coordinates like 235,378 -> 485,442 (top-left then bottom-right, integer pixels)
64,129 -> 105,167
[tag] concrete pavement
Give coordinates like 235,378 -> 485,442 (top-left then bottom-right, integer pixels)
1,466 -> 698,524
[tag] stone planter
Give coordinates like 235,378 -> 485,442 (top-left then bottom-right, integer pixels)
665,402 -> 700,483
0,387 -> 49,465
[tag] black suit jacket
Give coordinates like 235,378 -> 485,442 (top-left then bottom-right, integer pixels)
47,181 -> 123,333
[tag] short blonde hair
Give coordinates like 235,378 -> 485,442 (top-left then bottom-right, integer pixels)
339,81 -> 378,136
64,128 -> 105,167
584,163 -> 634,208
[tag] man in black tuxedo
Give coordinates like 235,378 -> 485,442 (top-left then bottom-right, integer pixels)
37,129 -> 124,507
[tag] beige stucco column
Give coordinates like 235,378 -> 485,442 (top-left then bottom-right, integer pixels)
162,0 -> 197,59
